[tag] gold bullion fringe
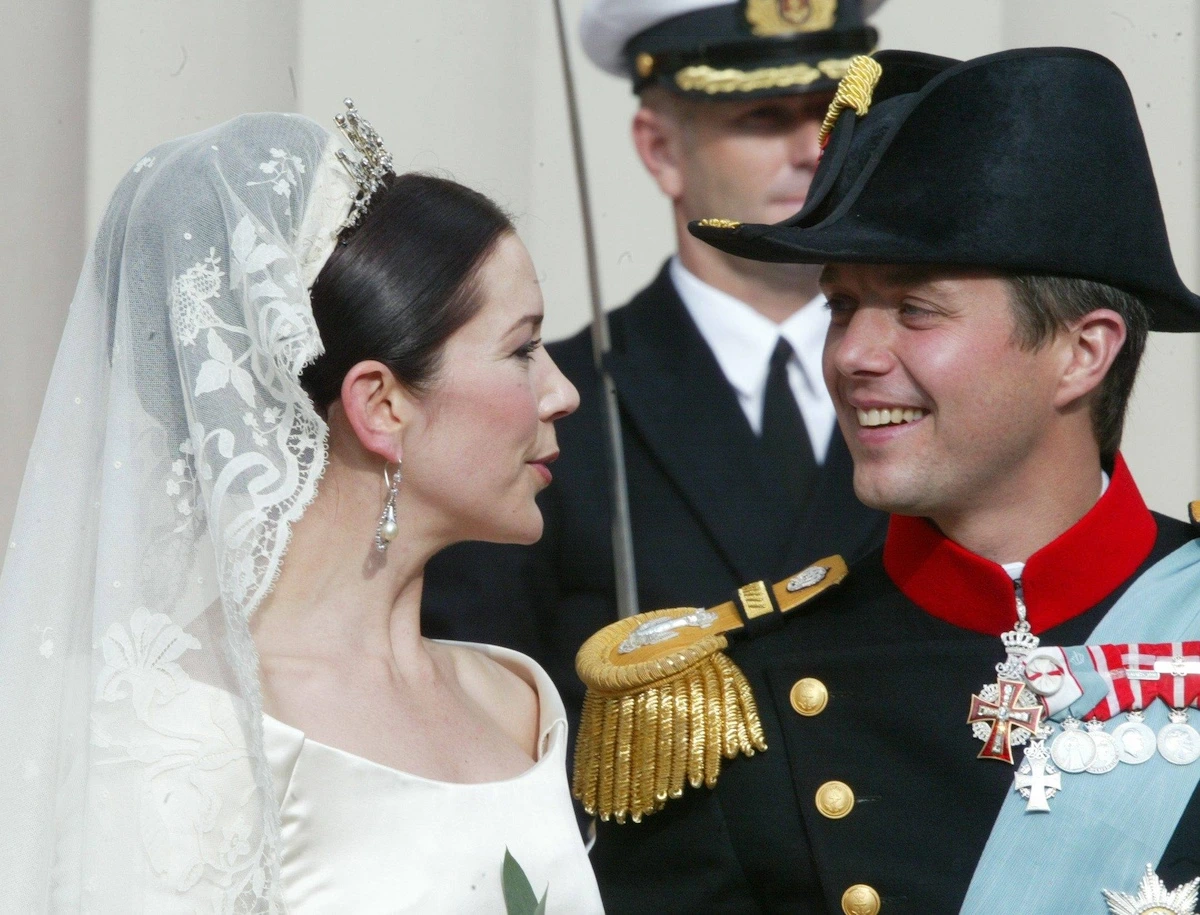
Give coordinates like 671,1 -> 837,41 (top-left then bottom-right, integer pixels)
573,650 -> 767,824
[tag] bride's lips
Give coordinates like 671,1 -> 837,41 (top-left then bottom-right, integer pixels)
528,451 -> 559,485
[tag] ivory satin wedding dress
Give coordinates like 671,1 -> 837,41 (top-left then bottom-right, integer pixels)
263,643 -> 604,913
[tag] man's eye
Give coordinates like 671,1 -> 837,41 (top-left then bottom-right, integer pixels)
824,296 -> 854,323
899,303 -> 936,319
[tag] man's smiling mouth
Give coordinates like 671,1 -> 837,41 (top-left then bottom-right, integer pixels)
856,407 -> 928,427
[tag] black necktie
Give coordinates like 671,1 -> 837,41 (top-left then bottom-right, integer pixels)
761,338 -> 817,506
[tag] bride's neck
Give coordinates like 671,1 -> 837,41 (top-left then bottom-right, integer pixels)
250,452 -> 436,668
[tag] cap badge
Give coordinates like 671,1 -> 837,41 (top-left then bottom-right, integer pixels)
817,54 -> 883,147
745,0 -> 838,36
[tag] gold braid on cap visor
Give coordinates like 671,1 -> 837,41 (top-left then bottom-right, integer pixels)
674,56 -> 854,94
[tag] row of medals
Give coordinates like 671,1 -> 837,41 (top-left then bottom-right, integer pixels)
999,707 -> 1200,811
973,621 -> 1200,807
1026,707 -> 1200,776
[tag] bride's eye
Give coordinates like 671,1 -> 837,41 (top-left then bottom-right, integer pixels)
514,338 -> 543,361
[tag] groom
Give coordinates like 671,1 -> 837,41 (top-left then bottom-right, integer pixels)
575,48 -> 1200,913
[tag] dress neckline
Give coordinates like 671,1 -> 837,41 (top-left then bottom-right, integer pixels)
262,641 -> 565,788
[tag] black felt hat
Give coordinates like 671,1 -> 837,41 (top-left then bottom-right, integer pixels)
581,0 -> 881,99
690,47 -> 1200,332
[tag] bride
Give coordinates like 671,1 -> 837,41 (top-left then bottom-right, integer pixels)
0,105 -> 602,912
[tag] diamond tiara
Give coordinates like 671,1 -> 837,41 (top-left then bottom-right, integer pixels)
333,98 -> 394,234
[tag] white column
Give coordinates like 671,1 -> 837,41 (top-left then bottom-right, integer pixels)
295,1 -> 537,237
298,0 -> 671,343
294,2 -> 619,335
526,0 -> 675,342
0,0 -> 90,550
86,0 -> 300,229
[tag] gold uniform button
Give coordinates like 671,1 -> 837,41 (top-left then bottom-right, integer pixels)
814,780 -> 854,819
790,677 -> 829,716
841,883 -> 881,915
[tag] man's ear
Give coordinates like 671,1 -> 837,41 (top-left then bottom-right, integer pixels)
1053,309 -> 1127,409
632,103 -> 686,200
338,360 -> 414,462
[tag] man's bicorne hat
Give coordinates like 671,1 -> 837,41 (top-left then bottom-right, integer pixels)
690,47 -> 1200,332
581,0 -> 882,99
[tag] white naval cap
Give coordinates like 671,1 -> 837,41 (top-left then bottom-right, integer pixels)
581,0 -> 731,77
579,0 -> 883,97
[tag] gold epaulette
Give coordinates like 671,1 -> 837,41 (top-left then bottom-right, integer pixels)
572,556 -> 848,823
1190,500 -> 1199,526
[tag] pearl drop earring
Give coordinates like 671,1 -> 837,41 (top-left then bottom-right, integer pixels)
374,460 -> 401,552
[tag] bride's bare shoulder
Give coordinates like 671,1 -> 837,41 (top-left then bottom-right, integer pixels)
433,641 -> 540,756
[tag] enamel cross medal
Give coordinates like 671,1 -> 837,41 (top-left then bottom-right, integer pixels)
968,678 -> 1044,764
967,580 -> 1055,810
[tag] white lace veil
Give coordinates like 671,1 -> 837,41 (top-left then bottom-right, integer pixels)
0,112 -> 357,912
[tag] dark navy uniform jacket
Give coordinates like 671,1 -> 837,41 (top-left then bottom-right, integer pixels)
588,465 -> 1200,913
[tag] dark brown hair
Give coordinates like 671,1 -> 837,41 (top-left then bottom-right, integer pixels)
301,173 -> 513,411
1005,275 -> 1149,463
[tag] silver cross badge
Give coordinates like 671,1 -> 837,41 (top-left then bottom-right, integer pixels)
1013,740 -> 1061,812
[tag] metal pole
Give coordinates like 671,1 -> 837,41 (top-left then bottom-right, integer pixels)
551,0 -> 640,619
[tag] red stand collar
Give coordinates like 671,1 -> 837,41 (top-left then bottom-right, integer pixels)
882,454 -> 1156,636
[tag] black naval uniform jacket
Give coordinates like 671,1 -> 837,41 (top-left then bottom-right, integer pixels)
423,263 -> 886,738
588,463 -> 1200,914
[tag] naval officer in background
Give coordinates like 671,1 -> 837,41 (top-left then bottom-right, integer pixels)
423,0 -> 887,745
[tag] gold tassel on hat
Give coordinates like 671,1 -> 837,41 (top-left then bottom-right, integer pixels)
818,54 -> 883,146
572,557 -> 848,823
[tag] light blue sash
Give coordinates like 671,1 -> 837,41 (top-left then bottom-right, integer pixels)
962,539 -> 1200,914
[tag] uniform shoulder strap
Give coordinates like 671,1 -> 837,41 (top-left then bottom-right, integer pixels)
572,556 -> 848,823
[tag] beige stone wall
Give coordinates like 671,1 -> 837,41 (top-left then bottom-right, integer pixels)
2,0 -> 1198,558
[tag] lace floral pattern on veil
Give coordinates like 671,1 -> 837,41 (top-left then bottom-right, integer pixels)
171,207 -> 328,613
78,131 -> 348,912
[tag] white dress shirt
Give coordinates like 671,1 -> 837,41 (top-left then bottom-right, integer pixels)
670,256 -> 837,463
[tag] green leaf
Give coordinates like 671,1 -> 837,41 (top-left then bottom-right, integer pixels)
502,848 -> 549,915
